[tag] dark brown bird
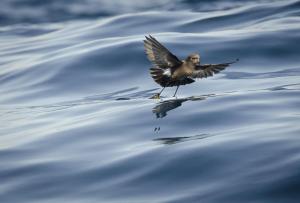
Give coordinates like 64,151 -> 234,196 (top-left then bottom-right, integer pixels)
144,35 -> 238,98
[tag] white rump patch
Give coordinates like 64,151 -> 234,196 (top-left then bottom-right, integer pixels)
163,68 -> 171,76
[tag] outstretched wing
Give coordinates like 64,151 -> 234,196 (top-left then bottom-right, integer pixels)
144,35 -> 182,69
192,59 -> 238,78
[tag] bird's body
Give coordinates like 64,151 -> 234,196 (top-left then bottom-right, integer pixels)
144,35 -> 238,97
172,61 -> 194,79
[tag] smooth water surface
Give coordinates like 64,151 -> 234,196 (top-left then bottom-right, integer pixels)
1,0 -> 300,202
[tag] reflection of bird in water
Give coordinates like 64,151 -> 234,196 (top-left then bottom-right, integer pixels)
153,96 -> 205,118
154,126 -> 160,132
144,35 -> 238,98
153,98 -> 187,118
153,134 -> 212,145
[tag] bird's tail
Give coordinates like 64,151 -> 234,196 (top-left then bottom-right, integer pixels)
150,67 -> 168,87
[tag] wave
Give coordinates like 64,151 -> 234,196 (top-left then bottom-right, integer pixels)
0,0 -> 299,105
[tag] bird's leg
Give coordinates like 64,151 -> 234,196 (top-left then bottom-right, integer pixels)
159,86 -> 166,96
173,85 -> 180,97
156,86 -> 166,98
151,86 -> 166,99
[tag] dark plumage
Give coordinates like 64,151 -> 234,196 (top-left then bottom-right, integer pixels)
144,35 -> 238,97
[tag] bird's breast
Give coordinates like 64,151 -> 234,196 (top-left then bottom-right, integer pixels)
172,65 -> 193,80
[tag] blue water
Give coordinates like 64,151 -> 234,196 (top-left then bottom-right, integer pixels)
1,0 -> 300,202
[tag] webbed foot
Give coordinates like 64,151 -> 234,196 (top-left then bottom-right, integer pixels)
150,93 -> 160,99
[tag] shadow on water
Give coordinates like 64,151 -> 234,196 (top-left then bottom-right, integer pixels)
151,96 -> 215,145
152,95 -> 212,133
153,133 -> 213,145
152,95 -> 207,119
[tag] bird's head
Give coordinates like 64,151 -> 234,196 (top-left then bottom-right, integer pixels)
186,53 -> 200,66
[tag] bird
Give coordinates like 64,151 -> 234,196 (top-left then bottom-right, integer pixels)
143,35 -> 238,98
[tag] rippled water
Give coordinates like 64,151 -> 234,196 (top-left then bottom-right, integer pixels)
1,0 -> 300,202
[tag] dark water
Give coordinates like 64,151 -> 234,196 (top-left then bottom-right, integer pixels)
1,0 -> 300,202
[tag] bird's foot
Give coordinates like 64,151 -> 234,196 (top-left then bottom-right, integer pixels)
150,93 -> 160,99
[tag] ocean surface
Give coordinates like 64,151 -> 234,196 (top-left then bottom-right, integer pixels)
1,0 -> 300,202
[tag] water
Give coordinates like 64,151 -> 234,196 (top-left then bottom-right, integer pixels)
1,0 -> 300,202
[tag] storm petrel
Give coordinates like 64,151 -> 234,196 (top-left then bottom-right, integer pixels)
144,35 -> 238,98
